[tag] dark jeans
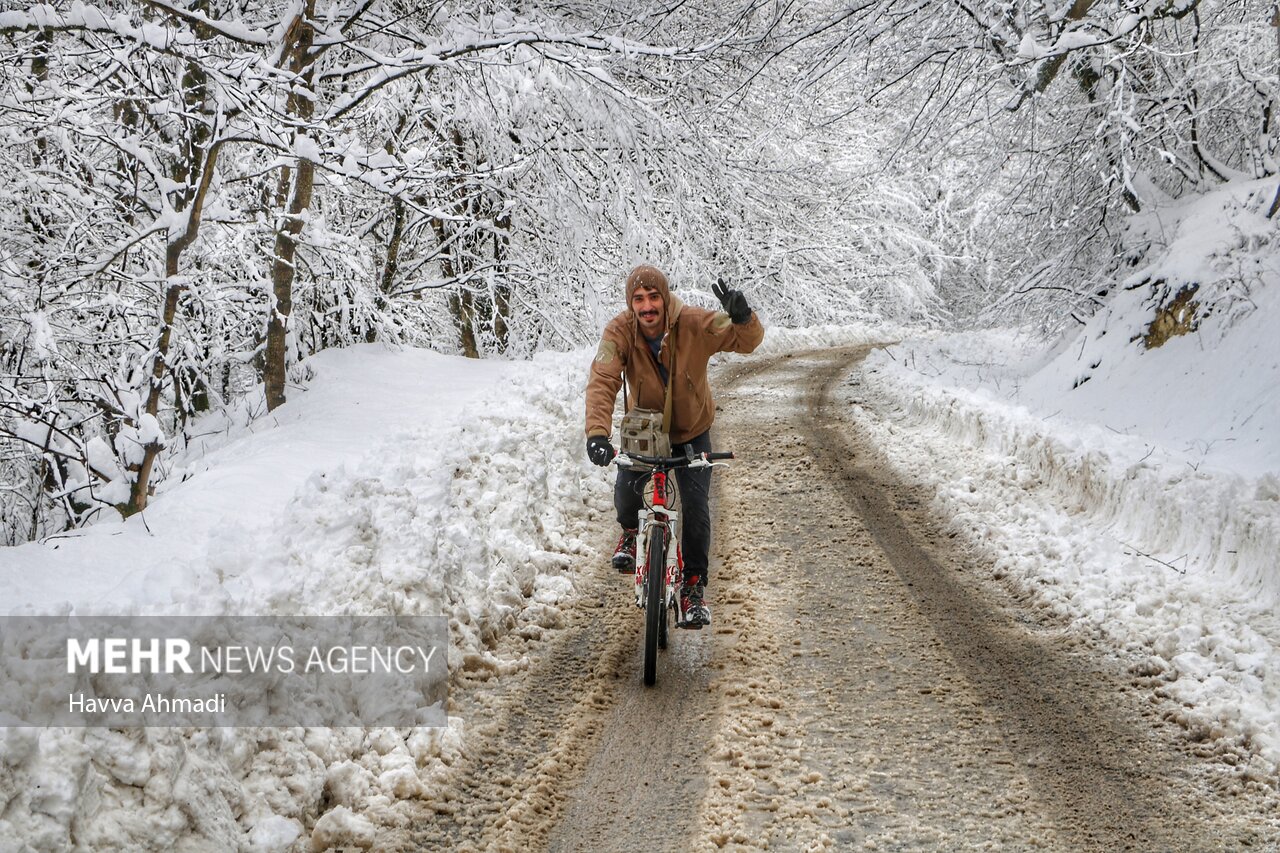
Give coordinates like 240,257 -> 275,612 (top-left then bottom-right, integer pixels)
615,430 -> 713,584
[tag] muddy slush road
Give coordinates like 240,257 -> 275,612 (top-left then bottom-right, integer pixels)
401,347 -> 1280,852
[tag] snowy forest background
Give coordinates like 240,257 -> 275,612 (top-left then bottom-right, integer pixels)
2,0 -> 1277,544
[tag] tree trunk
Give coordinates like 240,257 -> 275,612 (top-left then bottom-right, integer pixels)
1269,4 -> 1280,218
123,51 -> 222,516
264,159 -> 315,410
442,125 -> 481,358
126,247 -> 183,514
450,288 -> 480,359
368,194 -> 406,342
1007,0 -> 1102,109
492,211 -> 512,352
430,186 -> 479,358
367,119 -> 410,342
264,2 -> 317,411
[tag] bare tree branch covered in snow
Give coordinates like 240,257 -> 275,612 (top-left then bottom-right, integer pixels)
753,0 -> 1280,326
1,0 -> 931,543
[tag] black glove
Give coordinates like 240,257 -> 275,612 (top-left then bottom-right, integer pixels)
587,435 -> 615,467
712,277 -> 752,325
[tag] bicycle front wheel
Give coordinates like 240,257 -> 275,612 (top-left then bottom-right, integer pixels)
643,523 -> 667,686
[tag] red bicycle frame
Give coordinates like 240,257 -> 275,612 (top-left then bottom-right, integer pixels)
651,470 -> 668,510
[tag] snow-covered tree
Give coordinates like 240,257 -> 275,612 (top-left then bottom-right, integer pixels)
4,1 -> 941,542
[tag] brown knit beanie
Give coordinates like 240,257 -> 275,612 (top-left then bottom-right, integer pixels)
625,264 -> 670,304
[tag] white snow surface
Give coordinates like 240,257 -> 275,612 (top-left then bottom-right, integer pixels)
853,326 -> 1280,782
0,343 -> 607,852
2,346 -> 513,614
1033,177 -> 1280,477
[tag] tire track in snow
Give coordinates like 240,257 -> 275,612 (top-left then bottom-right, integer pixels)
695,348 -> 1061,849
401,497 -> 723,850
544,620 -> 718,852
691,345 -> 1271,850
402,573 -> 639,851
811,347 -> 1188,848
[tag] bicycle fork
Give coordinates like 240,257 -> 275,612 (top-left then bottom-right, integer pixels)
634,470 -> 683,610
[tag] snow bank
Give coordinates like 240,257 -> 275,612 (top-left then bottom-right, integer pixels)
852,328 -> 1280,781
0,344 -> 611,851
845,182 -> 1280,781
0,346 -> 513,612
1026,177 -> 1280,476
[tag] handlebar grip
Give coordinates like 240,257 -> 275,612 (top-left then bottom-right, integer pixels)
706,451 -> 734,461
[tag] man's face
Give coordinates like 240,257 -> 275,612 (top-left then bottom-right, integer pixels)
631,286 -> 665,336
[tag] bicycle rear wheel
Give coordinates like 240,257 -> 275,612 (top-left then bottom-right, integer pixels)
643,524 -> 667,686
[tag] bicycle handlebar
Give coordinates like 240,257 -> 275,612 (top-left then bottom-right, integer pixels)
613,450 -> 734,469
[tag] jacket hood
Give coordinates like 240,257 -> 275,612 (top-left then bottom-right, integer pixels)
625,264 -> 683,328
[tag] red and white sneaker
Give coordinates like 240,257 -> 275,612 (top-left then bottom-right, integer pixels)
611,528 -> 637,573
678,576 -> 710,629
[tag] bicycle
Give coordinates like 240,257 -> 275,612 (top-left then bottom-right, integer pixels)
612,448 -> 734,686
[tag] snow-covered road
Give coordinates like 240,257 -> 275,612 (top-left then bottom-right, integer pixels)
375,347 -> 1280,850
4,334 -> 1277,851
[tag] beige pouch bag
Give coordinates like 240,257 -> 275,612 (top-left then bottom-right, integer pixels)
620,408 -> 671,458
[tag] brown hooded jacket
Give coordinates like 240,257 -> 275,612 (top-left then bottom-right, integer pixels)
585,265 -> 764,445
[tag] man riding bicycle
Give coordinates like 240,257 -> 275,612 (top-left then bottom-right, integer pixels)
585,264 -> 764,627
